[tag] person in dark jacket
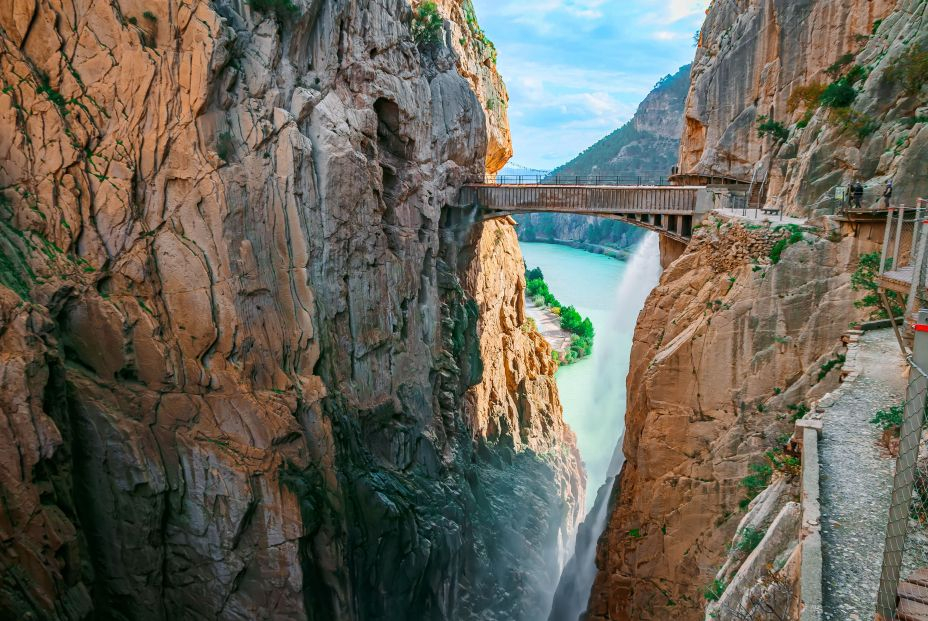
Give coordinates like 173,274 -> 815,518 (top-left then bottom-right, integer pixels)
883,179 -> 893,208
852,181 -> 864,209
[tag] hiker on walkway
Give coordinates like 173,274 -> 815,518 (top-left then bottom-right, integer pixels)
852,180 -> 864,209
883,179 -> 893,209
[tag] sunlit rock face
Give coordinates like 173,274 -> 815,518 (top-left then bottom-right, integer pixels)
679,0 -> 928,213
0,1 -> 580,619
585,218 -> 871,620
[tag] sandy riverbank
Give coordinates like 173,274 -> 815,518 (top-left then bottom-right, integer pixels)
525,299 -> 573,360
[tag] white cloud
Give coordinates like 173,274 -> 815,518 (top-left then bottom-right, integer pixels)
641,0 -> 708,24
471,0 -> 704,168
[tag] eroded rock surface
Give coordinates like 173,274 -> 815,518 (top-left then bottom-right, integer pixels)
585,217 -> 870,620
0,1 -> 580,619
681,0 -> 928,212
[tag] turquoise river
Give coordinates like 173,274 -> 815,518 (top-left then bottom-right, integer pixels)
520,237 -> 662,511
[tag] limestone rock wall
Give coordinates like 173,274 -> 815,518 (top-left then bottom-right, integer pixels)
0,1 -> 579,620
585,218 -> 871,620
680,0 -> 895,189
772,0 -> 928,212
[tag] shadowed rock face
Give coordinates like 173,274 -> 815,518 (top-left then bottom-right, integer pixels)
0,1 -> 580,620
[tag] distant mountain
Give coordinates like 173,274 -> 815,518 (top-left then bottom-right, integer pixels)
517,65 -> 691,259
552,64 -> 691,178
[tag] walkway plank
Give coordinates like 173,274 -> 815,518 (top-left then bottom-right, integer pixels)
898,596 -> 928,621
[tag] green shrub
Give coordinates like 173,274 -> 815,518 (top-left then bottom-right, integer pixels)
704,579 -> 726,602
817,354 -> 846,381
765,448 -> 801,477
216,131 -> 235,162
871,403 -> 904,430
825,53 -> 855,78
412,1 -> 444,46
796,111 -> 814,129
851,251 -> 904,319
788,403 -> 810,421
248,0 -> 300,20
142,10 -> 157,21
888,43 -> 928,95
872,19 -> 883,35
526,276 -> 595,362
846,64 -> 867,84
560,305 -> 594,339
740,462 -> 773,508
525,266 -> 544,281
527,278 -> 558,307
735,527 -> 765,554
820,78 -> 857,108
768,225 -> 804,264
756,115 -> 790,142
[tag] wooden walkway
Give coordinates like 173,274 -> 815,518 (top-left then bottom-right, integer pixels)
896,569 -> 928,620
458,183 -> 706,242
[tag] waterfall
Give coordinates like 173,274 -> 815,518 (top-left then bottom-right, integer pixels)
546,233 -> 663,621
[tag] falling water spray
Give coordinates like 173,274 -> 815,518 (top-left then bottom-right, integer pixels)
545,233 -> 663,621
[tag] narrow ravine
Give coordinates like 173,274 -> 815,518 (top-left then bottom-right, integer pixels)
520,234 -> 662,619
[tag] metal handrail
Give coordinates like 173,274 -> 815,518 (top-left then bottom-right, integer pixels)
478,174 -> 674,187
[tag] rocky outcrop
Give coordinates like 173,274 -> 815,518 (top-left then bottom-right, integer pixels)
0,1 -> 579,620
680,0 -> 928,213
454,216 -> 585,618
585,217 -> 871,620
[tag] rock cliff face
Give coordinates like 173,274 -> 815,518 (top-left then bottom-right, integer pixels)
0,1 -> 580,620
681,0 -> 894,181
681,0 -> 928,212
585,217 -> 871,620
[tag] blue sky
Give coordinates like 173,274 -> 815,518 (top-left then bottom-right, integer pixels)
470,0 -> 710,170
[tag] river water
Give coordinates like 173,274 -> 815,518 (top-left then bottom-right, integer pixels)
521,235 -> 663,620
521,237 -> 660,508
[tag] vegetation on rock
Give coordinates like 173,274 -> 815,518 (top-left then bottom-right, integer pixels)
768,225 -> 804,264
851,251 -> 904,319
870,403 -> 904,431
412,1 -> 444,46
820,77 -> 858,108
756,116 -> 789,142
525,267 -> 595,364
888,43 -> 928,95
247,0 -> 300,20
735,526 -> 765,554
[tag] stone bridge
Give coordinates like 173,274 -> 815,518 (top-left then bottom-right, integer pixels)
457,183 -> 710,243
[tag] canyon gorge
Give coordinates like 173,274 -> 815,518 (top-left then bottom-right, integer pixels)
1,0 -> 927,620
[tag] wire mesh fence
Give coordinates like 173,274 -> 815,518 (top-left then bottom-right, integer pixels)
875,351 -> 928,620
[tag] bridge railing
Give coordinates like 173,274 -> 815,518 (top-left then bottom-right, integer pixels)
459,184 -> 700,215
477,174 -> 674,186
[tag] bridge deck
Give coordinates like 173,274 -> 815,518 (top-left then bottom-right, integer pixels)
458,183 -> 707,242
461,184 -> 702,214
